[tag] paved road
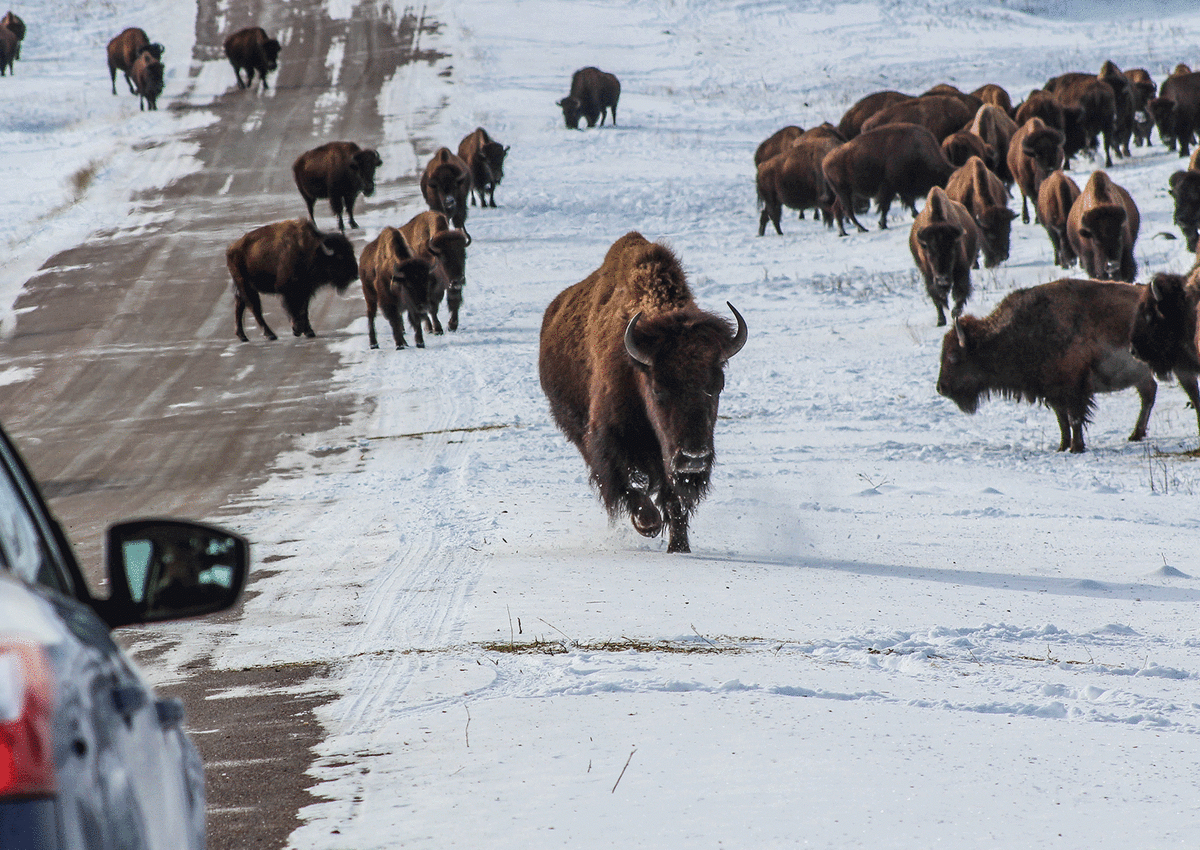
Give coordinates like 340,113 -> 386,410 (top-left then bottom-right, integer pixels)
0,3 -> 439,847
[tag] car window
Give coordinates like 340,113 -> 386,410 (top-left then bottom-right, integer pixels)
0,441 -> 73,595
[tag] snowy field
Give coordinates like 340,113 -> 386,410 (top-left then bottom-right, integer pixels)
8,0 -> 1200,847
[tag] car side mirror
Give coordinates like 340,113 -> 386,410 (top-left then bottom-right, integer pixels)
100,519 -> 249,628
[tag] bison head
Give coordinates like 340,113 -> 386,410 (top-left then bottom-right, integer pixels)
482,141 -> 508,183
623,304 -> 747,499
976,205 -> 1017,268
264,38 -> 282,69
915,222 -> 966,295
352,149 -> 383,198
936,318 -> 990,414
315,232 -> 358,293
427,229 -> 469,294
1023,124 -> 1065,177
1150,97 -> 1177,149
1169,170 -> 1200,251
558,96 -> 583,129
1077,205 -> 1128,280
1130,273 -> 1196,378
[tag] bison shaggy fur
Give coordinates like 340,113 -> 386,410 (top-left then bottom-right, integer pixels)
359,227 -> 437,350
420,147 -> 472,230
1007,116 -> 1064,224
945,155 -> 1016,269
398,210 -> 471,333
293,141 -> 382,232
1066,170 -> 1139,282
457,127 -> 509,208
910,186 -> 980,326
558,66 -> 620,129
224,26 -> 281,91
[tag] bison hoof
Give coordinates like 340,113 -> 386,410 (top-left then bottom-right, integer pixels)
630,502 -> 663,538
370,342 -> 379,350
448,320 -> 458,332
264,332 -> 278,341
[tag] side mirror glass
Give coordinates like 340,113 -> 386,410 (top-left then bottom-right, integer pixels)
104,519 -> 248,625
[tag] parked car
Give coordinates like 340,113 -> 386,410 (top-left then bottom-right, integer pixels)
0,421 -> 248,849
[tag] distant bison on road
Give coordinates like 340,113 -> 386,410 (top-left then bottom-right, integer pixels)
224,26 -> 281,91
558,66 -> 620,129
225,219 -> 358,342
539,232 -> 747,553
107,28 -> 163,95
293,141 -> 382,232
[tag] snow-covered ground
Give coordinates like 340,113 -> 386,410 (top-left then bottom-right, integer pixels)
8,0 -> 1200,846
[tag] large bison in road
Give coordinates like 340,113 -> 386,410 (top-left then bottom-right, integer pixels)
224,26 -> 281,91
539,232 -> 747,553
293,141 -> 382,232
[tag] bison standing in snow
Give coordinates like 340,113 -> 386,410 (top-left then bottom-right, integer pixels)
107,28 -> 163,95
1066,170 -> 1139,282
293,141 -> 383,232
945,155 -> 1016,269
131,50 -> 163,111
457,127 -> 509,208
420,147 -> 472,230
909,186 -> 980,326
224,26 -> 281,91
1036,169 -> 1081,269
1007,117 -> 1065,224
398,210 -> 471,333
359,227 -> 438,350
558,67 -> 620,129
1,12 -> 24,60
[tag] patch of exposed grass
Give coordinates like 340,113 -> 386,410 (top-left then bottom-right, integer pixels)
70,159 -> 103,202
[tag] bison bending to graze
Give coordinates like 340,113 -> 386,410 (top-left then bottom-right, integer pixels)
1,11 -> 23,60
945,156 -> 1016,269
1067,170 -> 1139,283
224,26 -> 281,91
1130,273 -> 1200,435
359,228 -> 437,350
225,219 -> 358,342
969,104 -> 1018,184
1036,170 -> 1081,269
539,232 -> 747,553
859,94 -> 974,143
293,141 -> 382,232
1007,116 -> 1064,224
420,147 -> 471,230
131,51 -> 163,111
910,186 -> 980,326
558,66 -> 620,129
754,125 -> 804,166
398,210 -> 471,333
821,122 -> 955,236
757,126 -> 844,235
457,127 -> 509,208
938,279 -> 1161,453
107,28 -> 163,95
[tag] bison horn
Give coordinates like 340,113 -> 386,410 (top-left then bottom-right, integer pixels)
954,316 -> 968,349
723,302 -> 748,361
462,228 -> 473,247
319,239 -> 336,257
1150,275 -> 1165,303
624,312 -> 653,366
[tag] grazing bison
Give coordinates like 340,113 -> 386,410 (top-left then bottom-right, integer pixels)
859,94 -> 974,143
359,227 -> 437,350
938,279 -> 1160,453
945,155 -> 1016,269
293,141 -> 382,232
225,219 -> 358,342
457,127 -> 509,208
107,28 -> 164,95
969,104 -> 1018,183
1036,169 -> 1081,269
1,11 -> 22,60
420,147 -> 471,230
1153,72 -> 1200,156
398,210 -> 471,333
1126,68 -> 1158,147
1007,116 -> 1065,224
757,126 -> 844,235
909,186 -> 980,326
821,122 -> 956,236
754,125 -> 805,166
558,66 -> 620,129
1066,170 -> 1139,282
224,26 -> 281,91
538,232 -> 747,553
131,51 -> 163,111
1130,272 -> 1200,430
971,83 -> 1014,116
836,90 -> 914,141
0,23 -> 14,75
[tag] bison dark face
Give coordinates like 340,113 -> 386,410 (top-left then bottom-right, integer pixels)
1077,206 -> 1128,280
428,230 -> 469,293
352,149 -> 383,198
1151,97 -> 1177,149
482,141 -> 508,182
1169,170 -> 1200,251
558,96 -> 583,129
314,232 -> 359,293
976,206 -> 1017,268
391,257 -> 435,323
936,319 -> 988,414
624,304 -> 747,501
1130,273 -> 1193,378
916,222 -> 965,296
264,38 -> 281,70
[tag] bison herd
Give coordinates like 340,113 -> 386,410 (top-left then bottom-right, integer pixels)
756,61 -> 1200,454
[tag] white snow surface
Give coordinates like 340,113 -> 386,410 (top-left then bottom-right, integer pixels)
9,0 -> 1200,847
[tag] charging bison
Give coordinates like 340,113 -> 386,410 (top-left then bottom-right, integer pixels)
107,28 -> 164,96
937,279 -> 1160,453
225,219 -> 358,342
398,210 -> 470,333
539,232 -> 747,553
457,127 -> 509,208
293,141 -> 382,232
558,66 -> 620,129
224,26 -> 281,91
359,227 -> 437,350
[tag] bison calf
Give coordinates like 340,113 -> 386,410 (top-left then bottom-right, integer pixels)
398,210 -> 470,333
938,279 -> 1159,453
224,26 -> 281,91
293,141 -> 382,232
457,127 -> 509,208
1066,170 -> 1139,282
359,228 -> 437,350
225,219 -> 358,342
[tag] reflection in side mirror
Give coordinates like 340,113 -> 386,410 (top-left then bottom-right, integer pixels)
104,519 -> 249,626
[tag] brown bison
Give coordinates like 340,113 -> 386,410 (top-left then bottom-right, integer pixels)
457,127 -> 509,208
0,22 -> 13,75
1066,171 -> 1139,282
1098,60 -> 1135,159
359,228 -> 437,350
293,141 -> 382,232
970,104 -> 1018,183
558,67 -> 620,129
945,156 -> 1016,269
821,122 -> 956,236
757,125 -> 844,235
1036,170 -> 1081,269
909,186 -> 980,326
1169,153 -> 1200,251
1130,272 -> 1200,433
398,210 -> 471,333
1044,72 -> 1117,167
1152,72 -> 1200,156
225,219 -> 358,342
224,26 -> 281,91
538,232 -> 747,553
420,147 -> 471,230
754,125 -> 804,166
1007,116 -> 1065,224
938,279 -> 1160,453
131,51 -> 163,111
1126,68 -> 1158,147
1,11 -> 22,60
107,28 -> 164,95
859,94 -> 974,143
835,90 -> 913,140
940,131 -> 994,171
921,84 -> 984,115
970,83 -> 1014,116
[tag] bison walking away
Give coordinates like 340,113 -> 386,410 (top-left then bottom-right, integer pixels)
293,141 -> 382,232
1066,170 -> 1139,282
107,28 -> 163,95
558,66 -> 620,129
1,11 -> 23,60
224,26 -> 281,91
225,219 -> 358,342
937,279 -> 1160,453
539,232 -> 747,553
945,155 -> 1016,269
457,127 -> 509,208
359,228 -> 437,350
1007,116 -> 1064,224
910,186 -> 980,326
131,51 -> 163,111
1129,272 -> 1200,438
420,147 -> 471,230
1036,169 -> 1081,269
398,210 -> 471,333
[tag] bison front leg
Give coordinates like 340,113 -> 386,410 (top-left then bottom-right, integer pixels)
407,308 -> 426,349
447,285 -> 463,332
1128,374 -> 1157,443
344,195 -> 360,230
663,494 -> 691,554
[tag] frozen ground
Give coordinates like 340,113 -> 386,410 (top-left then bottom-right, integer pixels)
7,0 -> 1200,847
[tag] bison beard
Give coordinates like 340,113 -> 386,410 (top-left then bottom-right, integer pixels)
539,232 -> 746,553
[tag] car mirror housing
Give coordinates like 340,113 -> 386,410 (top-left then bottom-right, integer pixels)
99,519 -> 249,628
